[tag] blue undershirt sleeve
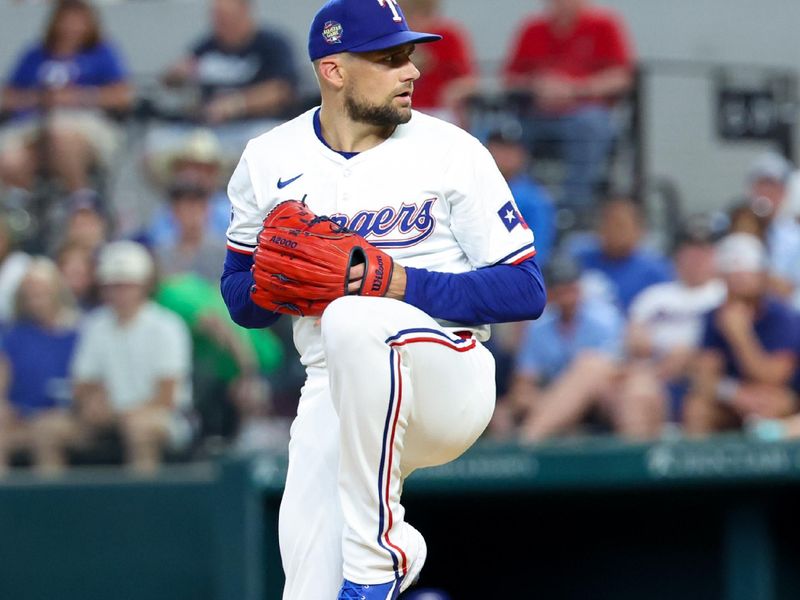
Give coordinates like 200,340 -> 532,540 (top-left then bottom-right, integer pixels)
220,249 -> 281,329
403,258 -> 547,325
223,251 -> 545,328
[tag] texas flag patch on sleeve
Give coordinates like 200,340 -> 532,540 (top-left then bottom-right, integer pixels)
497,200 -> 529,232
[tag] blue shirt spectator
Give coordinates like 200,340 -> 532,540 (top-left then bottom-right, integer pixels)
147,190 -> 231,248
7,42 -> 126,119
499,254 -> 624,441
2,322 -> 78,417
0,256 -> 82,473
701,297 -> 797,380
575,241 -> 674,312
685,233 -> 798,436
0,0 -> 132,195
572,199 -> 674,312
516,297 -> 623,381
145,128 -> 231,248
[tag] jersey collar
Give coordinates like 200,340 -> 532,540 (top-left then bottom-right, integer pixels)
313,109 -> 361,160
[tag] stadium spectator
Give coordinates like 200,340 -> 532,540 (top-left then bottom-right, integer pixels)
55,241 -> 99,312
0,217 -> 31,324
71,241 -> 193,473
617,221 -> 725,439
486,125 -> 556,265
399,0 -> 478,124
154,273 -> 285,443
571,197 -> 674,313
142,129 -> 231,253
744,152 -> 800,300
149,0 -> 299,163
153,174 -> 227,284
495,255 -> 624,441
0,0 -> 132,197
0,258 -> 80,474
502,0 -> 634,207
727,197 -> 769,241
146,129 -> 231,249
54,190 -> 110,254
684,233 -> 798,435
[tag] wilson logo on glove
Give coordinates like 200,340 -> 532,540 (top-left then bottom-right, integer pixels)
250,199 -> 395,317
371,254 -> 387,293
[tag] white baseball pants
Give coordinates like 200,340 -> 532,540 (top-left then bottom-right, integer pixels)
279,297 -> 496,599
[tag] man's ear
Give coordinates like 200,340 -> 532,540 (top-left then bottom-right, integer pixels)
316,56 -> 345,90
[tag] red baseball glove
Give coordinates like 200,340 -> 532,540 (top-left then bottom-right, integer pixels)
250,199 -> 394,317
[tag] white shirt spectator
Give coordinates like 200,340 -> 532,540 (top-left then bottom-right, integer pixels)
628,279 -> 726,354
72,301 -> 191,411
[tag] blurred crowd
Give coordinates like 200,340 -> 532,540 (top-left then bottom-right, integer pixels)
0,0 -> 797,474
490,171 -> 800,444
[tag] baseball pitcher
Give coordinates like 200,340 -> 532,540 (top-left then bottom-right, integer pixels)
220,0 -> 547,598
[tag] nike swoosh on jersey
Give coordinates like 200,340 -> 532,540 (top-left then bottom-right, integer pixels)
277,174 -> 303,189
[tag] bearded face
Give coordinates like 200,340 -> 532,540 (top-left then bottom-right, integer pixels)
343,83 -> 413,127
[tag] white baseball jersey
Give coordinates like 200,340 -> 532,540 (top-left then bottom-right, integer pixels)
227,108 -> 536,367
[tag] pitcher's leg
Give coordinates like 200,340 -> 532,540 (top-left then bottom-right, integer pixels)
322,298 -> 412,586
279,379 -> 343,600
321,296 -> 495,587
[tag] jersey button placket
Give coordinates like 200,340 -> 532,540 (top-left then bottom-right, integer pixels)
338,167 -> 352,209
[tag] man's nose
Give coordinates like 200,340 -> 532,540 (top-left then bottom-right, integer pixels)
402,59 -> 421,82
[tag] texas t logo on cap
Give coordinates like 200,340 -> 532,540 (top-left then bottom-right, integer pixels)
308,0 -> 441,61
378,0 -> 403,22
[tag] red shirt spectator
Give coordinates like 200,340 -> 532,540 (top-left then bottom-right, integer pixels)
409,20 -> 475,109
503,0 -> 633,112
402,0 -> 477,121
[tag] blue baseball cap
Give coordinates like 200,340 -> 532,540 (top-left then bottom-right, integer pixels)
308,0 -> 442,61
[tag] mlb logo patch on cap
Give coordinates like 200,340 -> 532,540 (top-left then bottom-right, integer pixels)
497,200 -> 528,232
323,20 -> 343,44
